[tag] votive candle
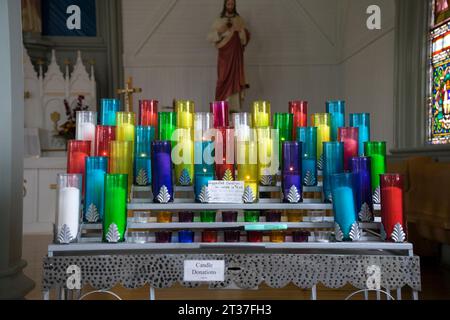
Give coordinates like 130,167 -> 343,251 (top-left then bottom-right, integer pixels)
210,101 -> 229,128
76,111 -> 97,155
179,211 -> 194,223
173,128 -> 194,186
224,230 -> 241,242
350,113 -> 370,156
281,141 -> 303,203
151,141 -> 174,203
103,174 -> 128,243
270,231 -> 285,243
247,231 -> 263,243
323,142 -> 344,202
381,174 -> 407,242
326,100 -> 345,141
176,100 -> 195,128
351,157 -> 373,222
252,101 -> 271,128
158,112 -> 177,145
364,141 -> 386,194
331,173 -> 357,241
257,127 -> 278,186
274,113 -> 293,166
67,140 -> 91,196
236,130 -> 259,199
311,113 -> 331,170
200,211 -> 216,223
134,126 -> 155,186
338,127 -> 359,171
289,101 -> 308,139
215,127 -> 235,180
202,230 -> 218,243
109,141 -> 133,197
100,98 -> 120,126
139,100 -> 158,128
95,125 -> 115,158
244,211 -> 260,222
157,212 -> 172,223
178,230 -> 195,243
297,127 -> 318,186
116,112 -> 136,150
84,157 -> 107,223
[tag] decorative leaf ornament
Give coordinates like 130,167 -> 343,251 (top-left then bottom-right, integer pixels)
318,154 -> 324,171
303,171 -> 316,186
391,223 -> 406,243
156,185 -> 171,203
179,169 -> 192,186
223,169 -> 234,181
287,185 -> 301,203
198,186 -> 211,203
260,175 -> 274,186
334,223 -> 344,242
105,223 -> 121,243
327,193 -> 333,203
86,204 -> 100,223
57,224 -> 74,244
349,222 -> 362,241
136,168 -> 149,186
380,223 -> 387,241
242,186 -> 256,203
358,202 -> 373,222
372,186 -> 381,204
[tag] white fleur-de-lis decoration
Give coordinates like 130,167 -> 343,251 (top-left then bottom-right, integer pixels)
179,169 -> 192,186
260,175 -> 273,186
349,222 -> 362,241
334,223 -> 344,242
85,203 -> 100,223
223,169 -> 234,181
380,223 -> 387,241
287,185 -> 301,203
57,224 -> 74,244
318,154 -> 324,171
136,168 -> 149,186
327,193 -> 333,203
198,185 -> 211,203
156,185 -> 171,203
303,171 -> 316,186
391,223 -> 406,243
372,186 -> 381,204
242,186 -> 256,203
358,202 -> 373,222
105,223 -> 121,243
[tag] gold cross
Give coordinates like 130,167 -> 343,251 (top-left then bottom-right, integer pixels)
117,77 -> 142,112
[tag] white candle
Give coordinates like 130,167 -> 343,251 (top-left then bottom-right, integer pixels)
76,122 -> 96,155
57,187 -> 80,242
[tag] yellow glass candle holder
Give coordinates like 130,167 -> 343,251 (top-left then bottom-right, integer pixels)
252,101 -> 271,128
109,140 -> 133,197
311,113 -> 331,170
173,128 -> 194,186
157,212 -> 172,223
116,112 -> 136,143
237,131 -> 259,200
257,127 -> 278,186
176,100 -> 195,128
270,231 -> 285,243
288,212 -> 302,222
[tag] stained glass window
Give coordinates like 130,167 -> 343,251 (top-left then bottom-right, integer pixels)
429,0 -> 450,144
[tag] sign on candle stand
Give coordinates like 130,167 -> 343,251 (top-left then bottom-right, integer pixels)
183,260 -> 225,282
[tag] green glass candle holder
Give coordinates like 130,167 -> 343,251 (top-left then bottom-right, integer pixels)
364,141 -> 386,194
244,211 -> 260,222
158,112 -> 177,144
200,211 -> 216,223
274,113 -> 293,167
103,174 -> 128,243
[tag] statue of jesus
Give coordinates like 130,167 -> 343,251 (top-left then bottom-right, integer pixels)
208,0 -> 250,112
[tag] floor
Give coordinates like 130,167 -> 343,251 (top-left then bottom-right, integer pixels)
22,235 -> 450,300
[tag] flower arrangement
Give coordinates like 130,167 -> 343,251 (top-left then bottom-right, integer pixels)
56,95 -> 89,140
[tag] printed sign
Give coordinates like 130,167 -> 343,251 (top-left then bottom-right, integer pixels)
207,180 -> 244,203
183,260 -> 225,282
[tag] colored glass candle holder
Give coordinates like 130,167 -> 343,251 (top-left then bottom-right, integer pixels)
179,211 -> 194,223
380,174 -> 407,242
331,173 -> 357,241
222,211 -> 238,222
237,131 -> 259,200
364,141 -> 386,196
350,113 -> 370,156
155,231 -> 172,243
215,127 -> 235,181
67,140 -> 91,195
84,157 -> 107,223
311,113 -> 331,170
351,157 -> 373,222
202,230 -> 218,243
194,173 -> 214,202
103,174 -> 128,243
134,126 -> 155,186
252,101 -> 271,128
139,100 -> 158,128
158,112 -> 177,144
194,112 -> 215,174
176,100 -> 195,128
292,231 -> 310,242
266,211 -> 282,222
323,142 -> 344,203
95,125 -> 115,157
116,112 -> 136,147
201,211 -> 216,223
157,212 -> 172,223
178,230 -> 195,243
274,113 -> 293,166
257,127 -> 278,186
211,101 -> 229,128
224,230 -> 241,242
244,211 -> 260,222
247,231 -> 263,243
100,99 -> 120,126
173,128 -> 194,186
271,231 -> 285,243
109,141 -> 133,197
151,141 -> 174,203
55,174 -> 82,244
297,127 -> 318,186
281,142 -> 303,203
76,111 -> 97,156
288,212 -> 302,222
232,112 -> 252,134
338,127 -> 359,171
289,101 -> 308,139
326,100 -> 345,141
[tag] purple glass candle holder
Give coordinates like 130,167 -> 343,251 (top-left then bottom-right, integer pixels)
266,211 -> 282,222
210,101 -> 229,128
224,230 -> 241,243
351,157 -> 374,222
179,211 -> 194,223
281,141 -> 303,203
292,231 -> 310,242
151,141 -> 174,203
222,211 -> 238,222
155,231 -> 172,243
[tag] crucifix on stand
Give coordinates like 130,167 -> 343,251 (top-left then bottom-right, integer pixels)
117,77 -> 142,112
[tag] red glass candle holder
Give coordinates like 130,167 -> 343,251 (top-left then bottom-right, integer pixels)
224,230 -> 241,242
215,127 -> 235,180
95,125 -> 115,158
67,140 -> 91,196
139,100 -> 158,128
247,231 -> 263,243
338,127 -> 359,171
380,174 -> 407,242
202,230 -> 218,243
222,211 -> 238,222
179,211 -> 194,223
266,211 -> 282,222
211,101 -> 229,128
155,231 -> 172,243
289,101 -> 308,139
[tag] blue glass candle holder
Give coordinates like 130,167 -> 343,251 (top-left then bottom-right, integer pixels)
297,127 -> 318,186
326,101 -> 345,141
281,142 -> 303,203
195,141 -> 215,175
84,157 -> 108,223
350,113 -> 370,156
100,99 -> 120,126
351,157 -> 373,222
331,173 -> 358,241
323,142 -> 344,203
151,141 -> 174,203
178,230 -> 195,243
134,126 -> 155,186
194,172 -> 214,202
